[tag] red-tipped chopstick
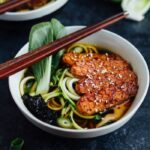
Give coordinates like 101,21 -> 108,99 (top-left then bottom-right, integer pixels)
0,0 -> 30,14
0,12 -> 128,79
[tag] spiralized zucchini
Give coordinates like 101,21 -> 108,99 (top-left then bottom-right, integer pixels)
62,77 -> 80,100
73,109 -> 95,120
47,97 -> 65,111
70,111 -> 83,130
20,76 -> 35,96
43,88 -> 60,102
61,105 -> 71,118
67,43 -> 98,53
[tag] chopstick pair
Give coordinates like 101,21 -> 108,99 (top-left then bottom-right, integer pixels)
0,12 -> 128,79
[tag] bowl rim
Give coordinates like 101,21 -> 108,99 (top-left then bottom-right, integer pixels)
3,0 -> 68,15
9,26 -> 150,133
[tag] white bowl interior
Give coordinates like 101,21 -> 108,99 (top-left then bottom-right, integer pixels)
0,0 -> 68,21
9,26 -> 149,138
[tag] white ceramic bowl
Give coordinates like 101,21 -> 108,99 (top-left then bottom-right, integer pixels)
0,0 -> 68,21
9,26 -> 149,138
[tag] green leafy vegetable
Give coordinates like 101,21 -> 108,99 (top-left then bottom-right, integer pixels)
24,80 -> 34,94
29,22 -> 53,94
122,0 -> 150,19
51,18 -> 67,40
9,138 -> 24,150
110,0 -> 150,21
94,114 -> 102,121
51,19 -> 67,75
122,0 -> 150,21
29,19 -> 67,94
119,0 -> 150,21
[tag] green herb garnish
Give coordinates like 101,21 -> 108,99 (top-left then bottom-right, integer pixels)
29,19 -> 67,94
9,138 -> 24,150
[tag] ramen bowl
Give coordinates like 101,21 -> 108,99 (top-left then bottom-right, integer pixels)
0,0 -> 68,21
9,26 -> 149,138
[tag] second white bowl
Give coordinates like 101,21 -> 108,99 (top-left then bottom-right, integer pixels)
0,0 -> 68,21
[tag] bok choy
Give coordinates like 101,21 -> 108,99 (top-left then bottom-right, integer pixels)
122,0 -> 150,21
29,19 -> 67,94
111,0 -> 150,21
51,18 -> 67,74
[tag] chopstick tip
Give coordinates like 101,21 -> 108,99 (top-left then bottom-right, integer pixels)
124,11 -> 129,17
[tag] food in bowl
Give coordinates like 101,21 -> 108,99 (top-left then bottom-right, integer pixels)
0,0 -> 68,21
19,19 -> 138,130
0,0 -> 55,12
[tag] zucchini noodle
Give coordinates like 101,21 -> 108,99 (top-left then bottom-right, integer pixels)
29,92 -> 36,96
30,82 -> 37,93
48,97 -> 65,111
59,69 -> 76,107
61,77 -> 80,100
66,78 -> 79,95
61,105 -> 71,118
70,111 -> 84,130
73,109 -> 95,120
65,70 -> 74,78
20,76 -> 35,96
43,88 -> 60,102
67,43 -> 98,53
52,99 -> 61,106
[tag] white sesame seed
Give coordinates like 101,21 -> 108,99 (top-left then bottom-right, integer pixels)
107,78 -> 111,81
118,74 -> 122,78
121,85 -> 125,89
101,69 -> 107,74
95,108 -> 98,112
110,81 -> 114,85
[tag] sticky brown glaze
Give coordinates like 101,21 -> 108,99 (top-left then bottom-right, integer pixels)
16,0 -> 49,10
63,52 -> 138,115
28,0 -> 48,9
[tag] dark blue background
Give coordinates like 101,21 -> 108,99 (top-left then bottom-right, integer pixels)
0,0 -> 150,149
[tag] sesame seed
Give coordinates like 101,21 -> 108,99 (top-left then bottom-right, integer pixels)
95,108 -> 98,112
118,74 -> 122,78
121,85 -> 125,89
110,81 -> 114,85
101,69 -> 107,74
107,78 -> 111,81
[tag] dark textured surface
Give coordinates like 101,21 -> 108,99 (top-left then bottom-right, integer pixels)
0,0 -> 150,150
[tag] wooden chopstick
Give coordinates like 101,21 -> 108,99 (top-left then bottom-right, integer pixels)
0,0 -> 30,14
0,12 -> 128,79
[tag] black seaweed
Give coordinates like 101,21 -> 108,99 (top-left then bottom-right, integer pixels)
22,94 -> 58,125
